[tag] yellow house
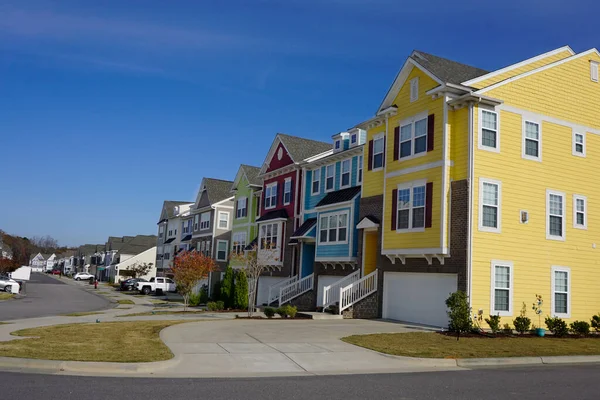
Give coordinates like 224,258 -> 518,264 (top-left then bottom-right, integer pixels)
351,46 -> 600,327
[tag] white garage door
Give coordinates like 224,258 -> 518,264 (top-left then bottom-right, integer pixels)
383,272 -> 457,327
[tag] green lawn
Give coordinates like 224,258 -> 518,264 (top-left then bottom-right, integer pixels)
116,299 -> 135,305
342,332 -> 600,358
62,311 -> 104,317
0,293 -> 14,301
0,321 -> 183,362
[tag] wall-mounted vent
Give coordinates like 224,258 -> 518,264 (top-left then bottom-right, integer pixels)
520,210 -> 529,224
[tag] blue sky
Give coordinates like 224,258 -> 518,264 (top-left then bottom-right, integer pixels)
0,0 -> 596,246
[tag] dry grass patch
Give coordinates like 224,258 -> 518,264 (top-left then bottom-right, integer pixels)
62,312 -> 104,317
0,321 -> 184,362
342,332 -> 600,359
117,310 -> 204,317
117,299 -> 135,305
0,293 -> 14,301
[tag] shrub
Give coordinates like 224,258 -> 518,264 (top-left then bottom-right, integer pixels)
207,301 -> 225,312
485,315 -> 501,334
545,316 -> 569,337
445,291 -> 472,340
276,304 -> 298,318
216,300 -> 225,311
503,323 -> 513,334
570,320 -> 590,336
287,305 -> 297,319
234,270 -> 249,310
591,314 -> 600,333
513,302 -> 531,335
188,291 -> 202,307
199,287 -> 208,304
221,266 -> 234,308
263,307 -> 276,318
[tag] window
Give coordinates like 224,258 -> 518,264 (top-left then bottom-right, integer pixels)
396,183 -> 426,231
357,155 -> 363,184
591,61 -> 599,82
552,267 -> 570,317
218,211 -> 229,229
573,195 -> 587,229
480,109 -> 498,151
283,178 -> 292,205
325,164 -> 335,192
265,183 -> 277,209
479,179 -> 501,233
260,222 -> 279,250
491,261 -> 513,316
523,120 -> 541,160
398,115 -> 427,159
334,140 -> 341,151
341,160 -> 351,188
168,229 -> 173,236
410,77 -> 419,102
216,240 -> 228,261
236,197 -> 247,219
232,232 -> 247,255
372,136 -> 384,169
319,211 -> 349,244
573,132 -> 585,157
351,133 -> 357,145
311,168 -> 321,195
547,190 -> 565,240
200,212 -> 210,230
159,225 -> 164,234
194,215 -> 199,230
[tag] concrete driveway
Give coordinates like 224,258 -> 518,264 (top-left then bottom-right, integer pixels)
160,319 -> 458,377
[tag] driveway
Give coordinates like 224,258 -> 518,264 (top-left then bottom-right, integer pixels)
0,273 -> 110,321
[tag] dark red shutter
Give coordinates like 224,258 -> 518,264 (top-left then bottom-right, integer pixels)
382,137 -> 386,166
425,182 -> 433,228
427,114 -> 435,152
393,126 -> 399,161
368,140 -> 373,171
391,189 -> 398,231
289,179 -> 294,205
234,200 -> 238,218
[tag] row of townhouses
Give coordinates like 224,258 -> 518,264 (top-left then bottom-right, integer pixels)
156,45 -> 600,327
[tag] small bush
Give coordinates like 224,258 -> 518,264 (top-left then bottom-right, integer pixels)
445,291 -> 472,339
216,300 -> 225,311
287,305 -> 297,319
263,307 -> 276,318
502,323 -> 513,334
513,303 -> 531,335
545,316 -> 569,337
485,315 -> 501,334
207,301 -> 225,311
591,314 -> 600,333
276,304 -> 298,318
570,320 -> 590,335
188,291 -> 202,307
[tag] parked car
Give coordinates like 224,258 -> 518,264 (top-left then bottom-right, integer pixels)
73,272 -> 94,281
0,275 -> 20,293
120,278 -> 147,291
136,277 -> 176,295
51,269 -> 61,275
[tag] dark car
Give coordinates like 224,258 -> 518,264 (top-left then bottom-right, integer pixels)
120,278 -> 147,291
51,269 -> 61,275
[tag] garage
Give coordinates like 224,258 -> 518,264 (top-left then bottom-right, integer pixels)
382,272 -> 457,327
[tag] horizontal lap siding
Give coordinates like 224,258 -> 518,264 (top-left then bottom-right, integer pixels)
363,126 -> 385,198
449,107 -> 468,181
316,206 -> 352,258
305,155 -> 361,213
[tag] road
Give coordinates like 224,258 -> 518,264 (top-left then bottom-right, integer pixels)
1,364 -> 599,399
0,273 -> 110,320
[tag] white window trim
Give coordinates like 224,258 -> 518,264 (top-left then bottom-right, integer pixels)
410,77 -> 419,102
283,178 -> 292,205
490,260 -> 513,317
265,182 -> 277,210
351,133 -> 357,146
546,189 -> 566,241
311,168 -> 321,195
573,194 -> 587,230
395,179 -> 427,233
551,266 -> 571,318
478,108 -> 500,153
340,159 -> 351,189
591,60 -> 599,82
372,133 -> 384,171
232,231 -> 247,255
200,212 -> 210,230
572,131 -> 586,157
318,210 -> 350,246
236,197 -> 247,219
194,215 -> 199,230
325,164 -> 336,193
218,211 -> 229,230
478,178 -> 502,234
357,155 -> 363,184
216,240 -> 229,261
258,221 -> 282,252
522,118 -> 542,162
397,111 -> 428,162
334,139 -> 341,151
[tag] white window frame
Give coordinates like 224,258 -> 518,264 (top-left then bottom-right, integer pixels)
395,179 -> 427,233
232,231 -> 247,255
200,212 -> 210,230
159,225 -> 164,234
551,266 -> 571,318
478,178 -> 502,233
218,211 -> 229,229
283,178 -> 292,205
340,159 -> 351,189
572,131 -> 586,157
318,210 -> 350,245
265,182 -> 277,210
357,155 -> 363,184
334,139 -> 341,151
236,197 -> 247,219
573,194 -> 587,230
325,164 -> 335,192
490,260 -> 513,317
591,60 -> 599,82
397,112 -> 428,161
193,215 -> 199,230
311,168 -> 321,195
259,222 -> 281,251
410,77 -> 419,102
216,240 -> 229,261
546,189 -> 566,241
522,119 -> 542,162
372,133 -> 384,171
351,133 -> 357,146
478,108 -> 500,153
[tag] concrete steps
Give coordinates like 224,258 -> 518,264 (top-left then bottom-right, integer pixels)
297,312 -> 343,320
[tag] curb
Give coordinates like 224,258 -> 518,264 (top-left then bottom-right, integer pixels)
456,355 -> 600,368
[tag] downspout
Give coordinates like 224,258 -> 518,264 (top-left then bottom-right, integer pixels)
467,102 -> 474,302
441,95 -> 449,254
381,115 -> 389,256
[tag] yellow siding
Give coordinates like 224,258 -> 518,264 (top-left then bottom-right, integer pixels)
449,107 -> 469,181
363,232 -> 377,275
363,126 -> 386,197
471,49 -> 573,89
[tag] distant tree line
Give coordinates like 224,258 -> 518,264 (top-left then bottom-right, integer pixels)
0,230 -> 73,267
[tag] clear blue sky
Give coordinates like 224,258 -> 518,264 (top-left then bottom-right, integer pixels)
0,0 -> 596,246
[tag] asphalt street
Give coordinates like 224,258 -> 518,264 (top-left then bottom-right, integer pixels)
0,273 -> 110,320
2,364 -> 599,399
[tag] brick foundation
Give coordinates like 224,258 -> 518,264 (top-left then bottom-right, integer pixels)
342,292 -> 379,319
288,289 -> 315,311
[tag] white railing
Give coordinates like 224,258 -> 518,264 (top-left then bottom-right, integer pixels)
322,270 -> 361,310
267,276 -> 298,305
339,271 -> 378,314
279,273 -> 314,307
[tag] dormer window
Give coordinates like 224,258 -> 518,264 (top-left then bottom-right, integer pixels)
334,140 -> 341,151
351,134 -> 357,145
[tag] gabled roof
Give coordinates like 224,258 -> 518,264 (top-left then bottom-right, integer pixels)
259,133 -> 332,175
161,200 -> 193,221
290,218 -> 317,239
315,186 -> 362,208
232,164 -> 262,191
257,209 -> 289,222
196,178 -> 234,207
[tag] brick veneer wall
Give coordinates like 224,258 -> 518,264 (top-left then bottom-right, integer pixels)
288,289 -> 315,311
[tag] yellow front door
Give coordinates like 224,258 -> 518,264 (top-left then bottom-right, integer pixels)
363,231 -> 377,276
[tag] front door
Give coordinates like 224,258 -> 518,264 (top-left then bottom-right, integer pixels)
362,231 -> 377,276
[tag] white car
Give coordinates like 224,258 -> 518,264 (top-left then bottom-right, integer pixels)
0,275 -> 20,293
73,273 -> 94,281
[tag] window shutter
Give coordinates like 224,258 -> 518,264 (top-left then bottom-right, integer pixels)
391,189 -> 398,231
425,182 -> 433,228
289,179 -> 294,204
382,137 -> 386,166
393,126 -> 399,161
234,200 -> 238,217
368,140 -> 373,171
427,114 -> 435,152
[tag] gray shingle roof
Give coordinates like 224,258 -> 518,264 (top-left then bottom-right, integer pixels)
278,133 -> 332,162
241,165 -> 262,187
315,186 -> 362,208
163,200 -> 192,219
204,178 -> 235,204
411,50 -> 489,85
290,218 -> 317,238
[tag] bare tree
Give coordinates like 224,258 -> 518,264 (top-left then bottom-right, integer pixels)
30,235 -> 59,250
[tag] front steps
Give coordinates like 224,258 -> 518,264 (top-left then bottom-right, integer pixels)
297,311 -> 343,320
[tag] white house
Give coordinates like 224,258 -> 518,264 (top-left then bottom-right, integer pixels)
109,246 -> 157,283
29,253 -> 47,271
45,254 -> 56,271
